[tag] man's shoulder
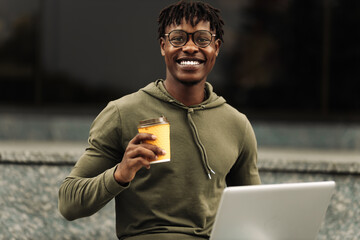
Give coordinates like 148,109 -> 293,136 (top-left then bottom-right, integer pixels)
221,103 -> 248,120
215,103 -> 251,132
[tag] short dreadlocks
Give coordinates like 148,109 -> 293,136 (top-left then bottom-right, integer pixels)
157,0 -> 224,42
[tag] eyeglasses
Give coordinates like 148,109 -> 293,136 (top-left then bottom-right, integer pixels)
164,30 -> 216,48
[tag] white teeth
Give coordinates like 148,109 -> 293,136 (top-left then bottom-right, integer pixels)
179,60 -> 200,65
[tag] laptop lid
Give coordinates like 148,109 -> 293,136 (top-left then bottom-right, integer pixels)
210,181 -> 335,240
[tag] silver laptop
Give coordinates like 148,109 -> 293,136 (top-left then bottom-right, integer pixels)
210,181 -> 335,240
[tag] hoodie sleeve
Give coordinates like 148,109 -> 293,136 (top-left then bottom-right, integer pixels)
58,102 -> 128,221
226,117 -> 261,186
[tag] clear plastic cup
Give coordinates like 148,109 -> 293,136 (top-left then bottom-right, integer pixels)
138,116 -> 170,164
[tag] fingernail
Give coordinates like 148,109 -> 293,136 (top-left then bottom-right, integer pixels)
161,150 -> 166,155
151,135 -> 157,139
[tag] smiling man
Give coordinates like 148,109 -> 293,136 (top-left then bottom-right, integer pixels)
58,1 -> 261,240
160,19 -> 220,106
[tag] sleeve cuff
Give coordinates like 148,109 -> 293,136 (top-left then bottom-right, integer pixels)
103,165 -> 130,195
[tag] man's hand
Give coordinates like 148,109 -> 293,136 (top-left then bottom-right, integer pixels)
114,133 -> 166,185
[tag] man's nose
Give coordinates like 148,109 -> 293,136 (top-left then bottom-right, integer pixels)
182,38 -> 199,53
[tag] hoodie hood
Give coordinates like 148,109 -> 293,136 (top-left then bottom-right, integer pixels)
141,79 -> 226,110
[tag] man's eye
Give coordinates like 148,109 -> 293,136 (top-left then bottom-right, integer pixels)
197,38 -> 209,42
171,37 -> 184,42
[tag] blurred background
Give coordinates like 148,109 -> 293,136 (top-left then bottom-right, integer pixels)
1,0 -> 360,239
0,0 -> 359,120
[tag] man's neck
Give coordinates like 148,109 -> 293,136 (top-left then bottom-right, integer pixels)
163,79 -> 206,107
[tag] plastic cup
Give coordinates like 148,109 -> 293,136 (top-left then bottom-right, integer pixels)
138,116 -> 170,164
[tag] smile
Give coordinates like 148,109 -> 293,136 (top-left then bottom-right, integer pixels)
179,60 -> 201,65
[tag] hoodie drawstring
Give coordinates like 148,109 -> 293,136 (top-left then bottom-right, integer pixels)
187,108 -> 215,179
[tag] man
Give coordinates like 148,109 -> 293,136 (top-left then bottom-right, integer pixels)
58,1 -> 261,239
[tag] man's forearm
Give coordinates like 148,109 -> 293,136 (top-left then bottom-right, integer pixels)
58,167 -> 124,221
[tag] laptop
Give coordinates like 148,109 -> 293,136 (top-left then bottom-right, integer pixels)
210,181 -> 335,240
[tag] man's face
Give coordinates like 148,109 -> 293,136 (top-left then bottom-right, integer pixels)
160,20 -> 221,85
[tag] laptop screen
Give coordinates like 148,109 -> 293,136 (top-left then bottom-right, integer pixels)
210,181 -> 335,240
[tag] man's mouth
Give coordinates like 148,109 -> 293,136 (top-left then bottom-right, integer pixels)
176,59 -> 205,66
179,60 -> 200,65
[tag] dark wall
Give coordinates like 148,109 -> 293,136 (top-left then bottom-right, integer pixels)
0,0 -> 359,121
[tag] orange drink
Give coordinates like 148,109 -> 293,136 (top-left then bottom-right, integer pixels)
138,116 -> 170,164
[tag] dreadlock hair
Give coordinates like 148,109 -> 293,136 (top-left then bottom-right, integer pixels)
157,0 -> 224,42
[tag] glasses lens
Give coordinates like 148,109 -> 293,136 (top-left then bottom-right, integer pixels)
169,30 -> 187,46
194,31 -> 212,47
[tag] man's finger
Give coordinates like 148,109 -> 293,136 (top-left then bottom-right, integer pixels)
128,146 -> 158,160
130,133 -> 156,144
140,142 -> 166,156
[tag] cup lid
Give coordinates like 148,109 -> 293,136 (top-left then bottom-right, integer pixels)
138,116 -> 169,127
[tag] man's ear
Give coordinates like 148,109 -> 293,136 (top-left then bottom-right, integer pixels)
160,37 -> 166,56
214,39 -> 221,57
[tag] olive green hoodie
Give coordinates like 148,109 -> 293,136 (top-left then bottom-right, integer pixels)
58,80 -> 261,239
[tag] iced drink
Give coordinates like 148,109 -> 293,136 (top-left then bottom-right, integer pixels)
138,116 -> 170,164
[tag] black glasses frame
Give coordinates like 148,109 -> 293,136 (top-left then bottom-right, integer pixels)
164,30 -> 216,48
